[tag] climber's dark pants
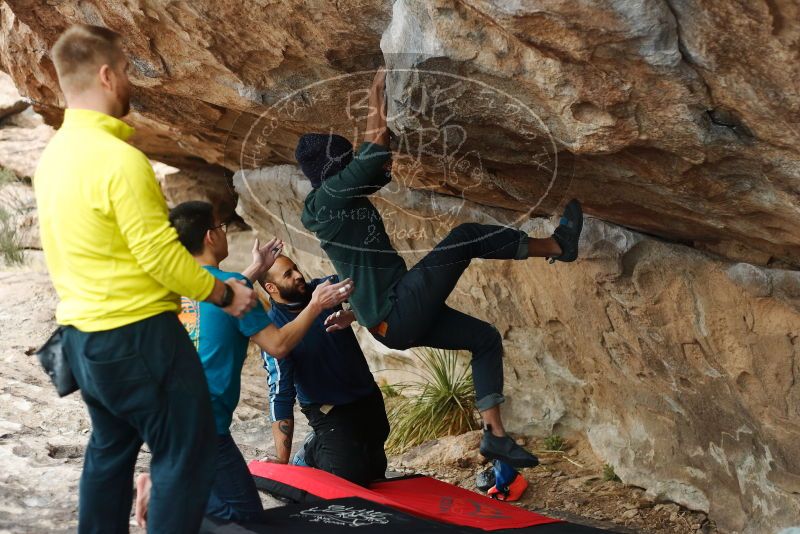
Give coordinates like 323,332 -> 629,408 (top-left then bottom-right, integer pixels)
301,385 -> 389,487
373,223 -> 528,412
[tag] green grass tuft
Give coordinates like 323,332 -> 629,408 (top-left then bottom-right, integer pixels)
0,167 -> 25,266
603,463 -> 620,482
0,166 -> 16,186
0,206 -> 24,265
385,348 -> 480,455
378,378 -> 401,399
543,434 -> 565,451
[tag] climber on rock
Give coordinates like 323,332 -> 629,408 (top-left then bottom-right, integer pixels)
296,68 -> 584,468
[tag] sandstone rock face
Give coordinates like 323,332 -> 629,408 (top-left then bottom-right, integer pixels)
2,1 -> 800,532
1,0 -> 799,265
0,72 -> 53,180
0,112 -> 53,181
393,430 -> 483,471
0,71 -> 49,252
0,71 -> 27,120
234,164 -> 800,533
156,162 -> 243,228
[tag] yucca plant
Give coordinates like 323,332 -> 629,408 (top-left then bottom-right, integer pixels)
0,168 -> 24,266
0,207 -> 23,266
377,377 -> 401,399
0,166 -> 15,186
384,347 -> 480,454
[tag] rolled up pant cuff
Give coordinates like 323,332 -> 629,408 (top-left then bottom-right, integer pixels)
476,393 -> 505,412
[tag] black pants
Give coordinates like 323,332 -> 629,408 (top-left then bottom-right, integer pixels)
205,433 -> 264,522
63,312 -> 217,534
374,223 -> 528,412
300,386 -> 389,486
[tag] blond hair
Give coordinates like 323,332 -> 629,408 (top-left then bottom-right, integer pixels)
52,24 -> 123,93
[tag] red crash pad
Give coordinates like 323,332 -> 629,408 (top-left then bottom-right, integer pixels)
248,461 -> 560,531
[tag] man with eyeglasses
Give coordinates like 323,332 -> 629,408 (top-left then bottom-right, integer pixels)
131,200 -> 355,525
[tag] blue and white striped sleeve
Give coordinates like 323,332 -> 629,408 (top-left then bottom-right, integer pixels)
262,349 -> 296,422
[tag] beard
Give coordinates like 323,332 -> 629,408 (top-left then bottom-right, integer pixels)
277,279 -> 310,305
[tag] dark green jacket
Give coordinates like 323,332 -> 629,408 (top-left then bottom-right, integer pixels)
300,142 -> 407,328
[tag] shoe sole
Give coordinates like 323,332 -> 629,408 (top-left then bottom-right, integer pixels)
556,199 -> 583,262
479,447 -> 540,469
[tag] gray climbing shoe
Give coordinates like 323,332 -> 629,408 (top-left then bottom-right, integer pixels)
479,430 -> 539,469
291,431 -> 315,467
549,198 -> 583,263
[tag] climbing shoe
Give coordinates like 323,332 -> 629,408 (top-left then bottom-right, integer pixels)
548,198 -> 583,263
291,431 -> 315,467
479,430 -> 539,469
475,466 -> 496,492
488,472 -> 529,502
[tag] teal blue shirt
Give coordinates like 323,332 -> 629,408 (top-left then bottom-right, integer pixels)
180,266 -> 272,434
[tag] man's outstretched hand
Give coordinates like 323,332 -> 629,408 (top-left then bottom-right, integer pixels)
309,278 -> 354,313
323,309 -> 356,332
365,67 -> 389,147
254,237 -> 284,271
243,237 -> 284,283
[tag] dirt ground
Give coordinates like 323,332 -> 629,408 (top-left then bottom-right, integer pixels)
390,429 -> 716,534
0,262 -> 715,533
0,261 -> 302,533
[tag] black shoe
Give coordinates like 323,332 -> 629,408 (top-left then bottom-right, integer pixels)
479,430 -> 539,469
475,466 -> 496,492
548,198 -> 583,263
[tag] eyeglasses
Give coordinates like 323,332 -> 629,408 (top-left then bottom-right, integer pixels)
211,222 -> 228,233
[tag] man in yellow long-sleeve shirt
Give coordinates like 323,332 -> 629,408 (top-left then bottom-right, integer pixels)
34,24 -> 258,533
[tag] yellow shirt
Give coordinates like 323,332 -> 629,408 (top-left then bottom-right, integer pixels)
34,108 -> 215,332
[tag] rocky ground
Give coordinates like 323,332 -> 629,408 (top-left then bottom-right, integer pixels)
0,257 -> 299,534
0,252 -> 714,534
392,430 -> 716,534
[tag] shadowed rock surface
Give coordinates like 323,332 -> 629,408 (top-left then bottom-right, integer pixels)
1,1 -> 799,532
1,0 -> 799,265
234,164 -> 800,533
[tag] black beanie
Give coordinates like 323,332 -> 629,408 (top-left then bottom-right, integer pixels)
295,133 -> 354,188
